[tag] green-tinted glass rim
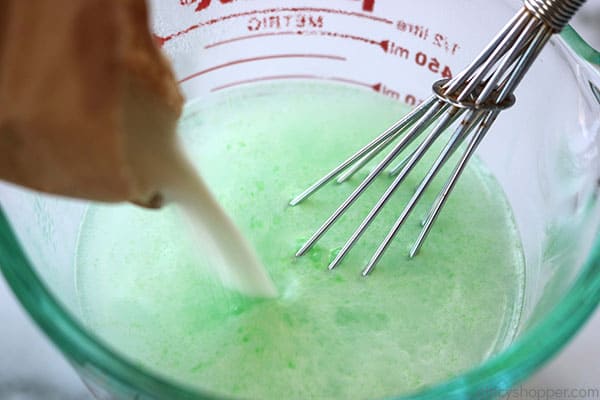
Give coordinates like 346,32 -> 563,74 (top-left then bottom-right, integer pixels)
1,25 -> 600,400
561,25 -> 600,66
2,202 -> 600,399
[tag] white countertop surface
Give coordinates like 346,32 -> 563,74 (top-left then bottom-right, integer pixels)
1,3 -> 599,399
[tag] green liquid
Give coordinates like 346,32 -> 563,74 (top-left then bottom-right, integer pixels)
76,83 -> 524,399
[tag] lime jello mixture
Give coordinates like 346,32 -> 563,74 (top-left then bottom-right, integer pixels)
76,83 -> 524,399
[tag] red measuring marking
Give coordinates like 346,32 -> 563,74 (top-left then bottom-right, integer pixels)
343,0 -> 375,12
155,7 -> 393,46
210,74 -> 380,92
362,0 -> 375,12
179,54 -> 346,84
205,30 -> 387,50
191,0 -> 377,13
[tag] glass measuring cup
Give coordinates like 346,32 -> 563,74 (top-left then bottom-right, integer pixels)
1,0 -> 600,398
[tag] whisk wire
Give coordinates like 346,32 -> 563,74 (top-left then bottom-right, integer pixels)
445,9 -> 529,95
389,147 -> 419,177
455,16 -> 531,102
295,100 -> 448,257
498,27 -> 553,100
416,27 -> 551,237
291,0 -> 587,274
361,109 -> 486,273
408,111 -> 500,259
327,108 -> 465,270
289,97 -> 436,207
475,16 -> 543,104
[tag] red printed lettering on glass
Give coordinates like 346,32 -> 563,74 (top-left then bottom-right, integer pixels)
182,0 -> 375,13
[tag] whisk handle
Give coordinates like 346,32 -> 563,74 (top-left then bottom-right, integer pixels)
524,0 -> 587,32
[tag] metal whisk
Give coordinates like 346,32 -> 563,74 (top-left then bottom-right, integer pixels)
290,0 -> 587,275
